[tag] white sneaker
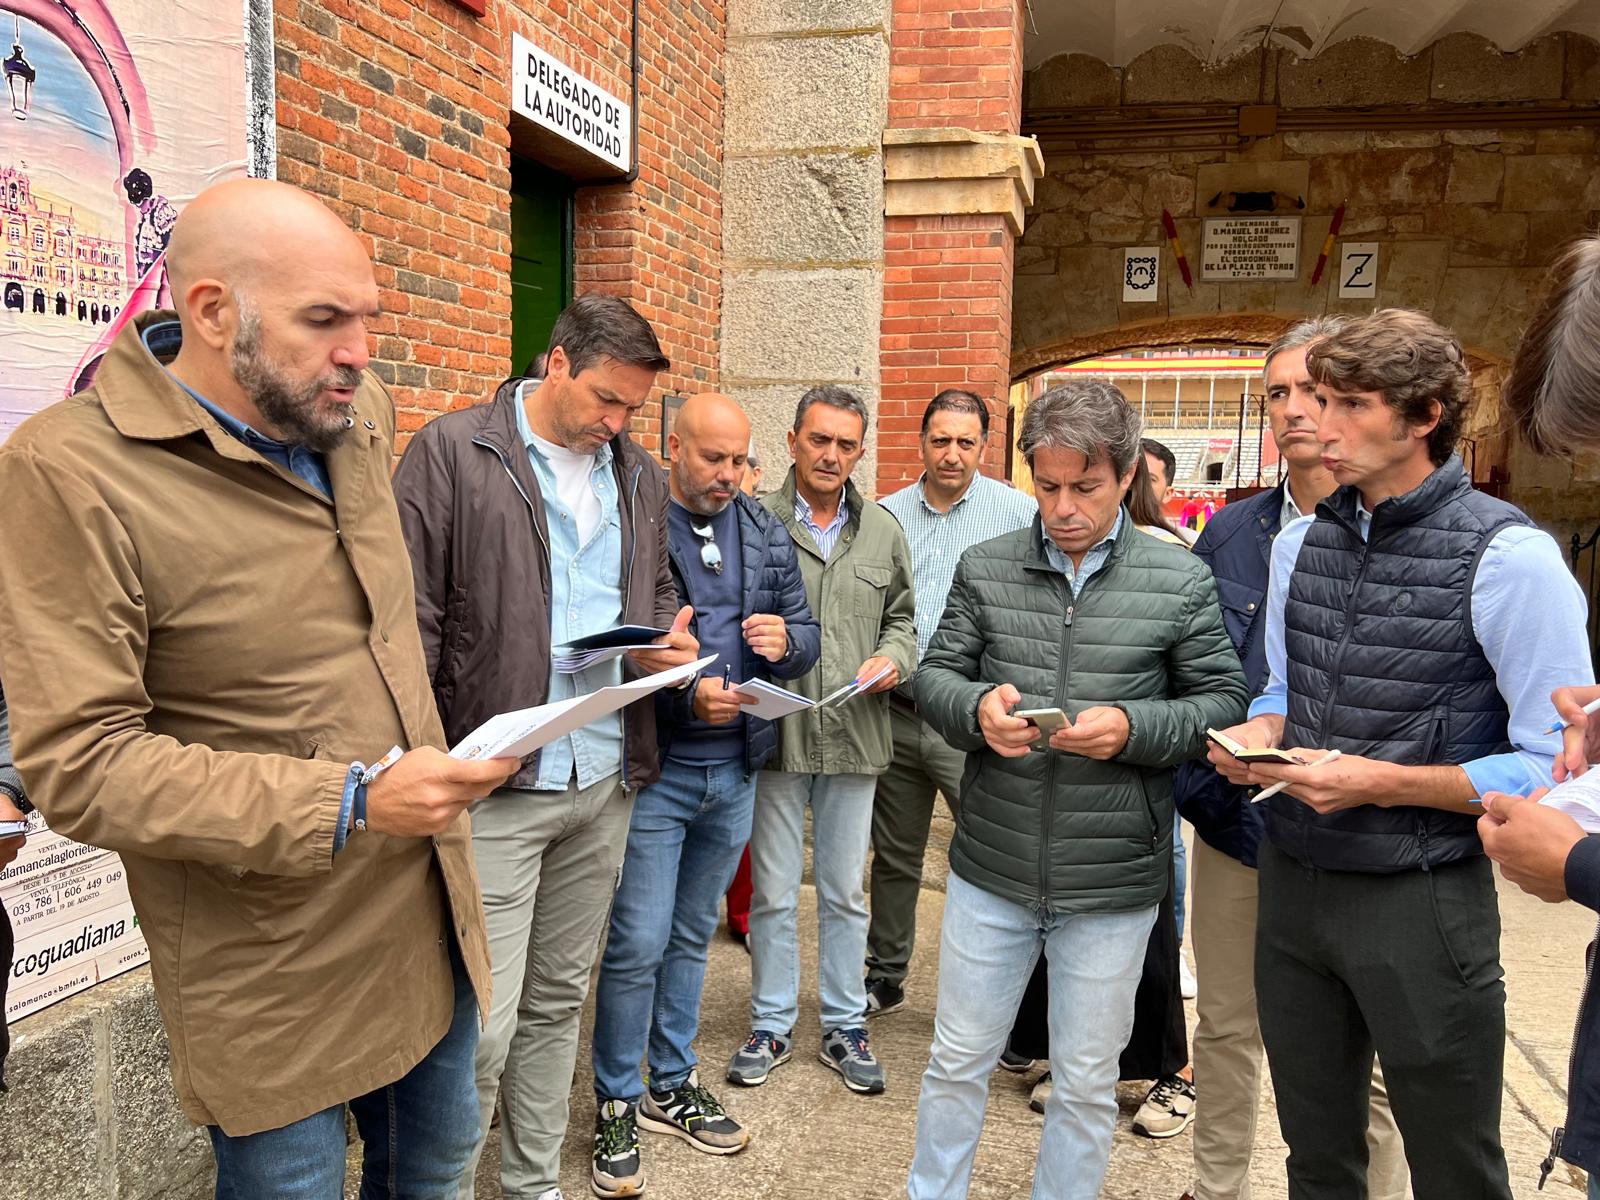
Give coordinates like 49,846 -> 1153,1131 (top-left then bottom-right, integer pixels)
1179,952 -> 1198,999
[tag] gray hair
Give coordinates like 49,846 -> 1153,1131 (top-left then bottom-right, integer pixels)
1263,316 -> 1347,380
793,385 -> 870,437
1018,380 -> 1142,475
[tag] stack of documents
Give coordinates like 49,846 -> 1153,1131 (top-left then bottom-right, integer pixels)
553,625 -> 669,673
451,655 -> 717,761
727,661 -> 895,721
1538,770 -> 1600,832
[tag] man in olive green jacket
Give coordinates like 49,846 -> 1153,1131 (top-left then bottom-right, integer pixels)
724,386 -> 916,1097
906,381 -> 1246,1200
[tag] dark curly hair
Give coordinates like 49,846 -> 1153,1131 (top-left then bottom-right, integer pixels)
1306,308 -> 1470,466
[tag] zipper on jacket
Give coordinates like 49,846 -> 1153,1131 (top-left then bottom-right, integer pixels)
618,462 -> 644,791
1542,914 -> 1600,1188
1038,594 -> 1075,909
471,435 -> 552,562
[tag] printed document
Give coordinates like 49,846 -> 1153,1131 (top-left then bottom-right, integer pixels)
451,655 -> 717,761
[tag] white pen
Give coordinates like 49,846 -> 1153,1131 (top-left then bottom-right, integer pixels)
1544,695 -> 1600,736
1251,749 -> 1342,803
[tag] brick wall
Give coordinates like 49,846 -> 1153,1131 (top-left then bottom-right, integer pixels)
273,0 -> 723,455
877,0 -> 1024,494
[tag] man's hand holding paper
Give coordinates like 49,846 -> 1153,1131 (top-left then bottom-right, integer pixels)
628,605 -> 701,674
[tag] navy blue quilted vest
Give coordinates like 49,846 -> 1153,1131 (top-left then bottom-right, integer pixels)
1269,457 -> 1533,873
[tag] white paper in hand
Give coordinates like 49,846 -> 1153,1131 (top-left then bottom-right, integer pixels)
450,655 -> 718,762
730,678 -> 815,721
1538,771 -> 1600,833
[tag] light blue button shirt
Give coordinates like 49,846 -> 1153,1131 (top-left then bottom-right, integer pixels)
881,473 -> 1037,660
1042,508 -> 1126,598
795,490 -> 849,559
514,388 -> 625,791
1250,511 -> 1594,797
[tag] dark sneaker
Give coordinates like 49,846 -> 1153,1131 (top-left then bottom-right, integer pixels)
725,1029 -> 792,1087
1028,1071 -> 1052,1113
591,1100 -> 644,1198
998,1048 -> 1038,1073
819,1026 -> 886,1094
637,1070 -> 750,1155
864,976 -> 905,1017
1133,1074 -> 1197,1139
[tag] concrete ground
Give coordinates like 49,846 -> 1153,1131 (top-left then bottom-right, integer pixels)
440,810 -> 1593,1200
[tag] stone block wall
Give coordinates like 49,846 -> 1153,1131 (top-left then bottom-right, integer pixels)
1014,33 -> 1600,379
273,0 -> 724,453
721,0 -> 889,484
0,969 -> 213,1200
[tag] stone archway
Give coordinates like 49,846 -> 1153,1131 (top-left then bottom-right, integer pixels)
1011,313 -> 1294,382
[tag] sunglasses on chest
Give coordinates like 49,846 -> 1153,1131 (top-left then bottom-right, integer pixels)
690,519 -> 723,575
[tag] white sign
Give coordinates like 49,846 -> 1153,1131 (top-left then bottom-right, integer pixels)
3,818 -> 146,1023
1123,247 -> 1161,302
511,33 -> 631,174
1201,217 -> 1302,281
1338,242 -> 1379,298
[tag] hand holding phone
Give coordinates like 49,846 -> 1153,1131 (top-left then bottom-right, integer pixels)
1016,708 -> 1070,735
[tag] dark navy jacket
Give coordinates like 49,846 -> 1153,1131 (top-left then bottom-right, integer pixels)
1556,833 -> 1600,1175
656,491 -> 820,774
1172,483 -> 1283,867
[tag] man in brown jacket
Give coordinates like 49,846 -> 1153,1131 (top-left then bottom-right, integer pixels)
0,180 -> 519,1195
393,293 -> 697,1200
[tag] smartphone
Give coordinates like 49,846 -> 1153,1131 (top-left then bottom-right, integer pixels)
1206,728 -> 1306,765
1016,708 -> 1070,734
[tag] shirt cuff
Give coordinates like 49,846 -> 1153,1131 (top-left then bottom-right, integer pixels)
1248,693 -> 1288,720
333,762 -> 363,857
1565,834 -> 1600,913
1460,752 -> 1549,800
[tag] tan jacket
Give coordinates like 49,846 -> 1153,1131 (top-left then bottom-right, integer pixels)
0,313 -> 490,1135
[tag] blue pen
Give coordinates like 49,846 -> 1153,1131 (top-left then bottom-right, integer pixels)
722,665 -> 733,690
1545,696 -> 1600,736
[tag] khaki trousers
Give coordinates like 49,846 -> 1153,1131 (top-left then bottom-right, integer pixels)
1190,838 -> 1409,1200
458,775 -> 633,1200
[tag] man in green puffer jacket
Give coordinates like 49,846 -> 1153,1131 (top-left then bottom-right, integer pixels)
906,380 -> 1247,1200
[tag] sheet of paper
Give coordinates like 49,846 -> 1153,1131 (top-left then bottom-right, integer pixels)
730,678 -> 816,721
450,655 -> 718,761
1539,770 -> 1600,833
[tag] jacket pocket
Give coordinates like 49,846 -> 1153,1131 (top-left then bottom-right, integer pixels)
1214,575 -> 1264,654
854,562 -> 892,620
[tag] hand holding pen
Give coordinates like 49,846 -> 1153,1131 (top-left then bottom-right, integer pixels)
1548,686 -> 1600,782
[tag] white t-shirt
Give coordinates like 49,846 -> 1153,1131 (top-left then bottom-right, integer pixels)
530,432 -> 603,545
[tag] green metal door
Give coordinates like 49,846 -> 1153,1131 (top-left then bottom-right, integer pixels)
509,157 -> 574,377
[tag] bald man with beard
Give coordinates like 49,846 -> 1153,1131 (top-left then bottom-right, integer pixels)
0,179 -> 521,1195
584,394 -> 819,1198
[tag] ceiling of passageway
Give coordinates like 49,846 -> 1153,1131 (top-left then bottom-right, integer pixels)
1023,0 -> 1600,68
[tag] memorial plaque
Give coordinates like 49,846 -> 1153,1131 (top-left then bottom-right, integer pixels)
1201,217 -> 1302,281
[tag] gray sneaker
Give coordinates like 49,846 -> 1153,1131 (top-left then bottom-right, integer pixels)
725,1029 -> 792,1087
819,1026 -> 886,1094
590,1100 -> 643,1198
637,1070 -> 749,1154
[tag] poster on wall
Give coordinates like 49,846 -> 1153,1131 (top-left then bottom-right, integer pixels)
0,0 -> 264,442
1,0 -> 270,1023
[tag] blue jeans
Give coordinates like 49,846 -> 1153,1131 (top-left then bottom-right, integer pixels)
210,942 -> 479,1199
907,874 -> 1156,1200
591,757 -> 755,1101
749,770 -> 876,1035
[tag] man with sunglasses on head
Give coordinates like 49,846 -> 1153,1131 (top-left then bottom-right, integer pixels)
394,293 -> 700,1200
588,393 -> 818,1198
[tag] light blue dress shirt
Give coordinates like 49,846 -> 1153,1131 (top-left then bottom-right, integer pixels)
881,473 -> 1037,660
795,490 -> 849,559
1250,510 -> 1594,797
513,388 -> 625,791
1042,508 -> 1126,597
